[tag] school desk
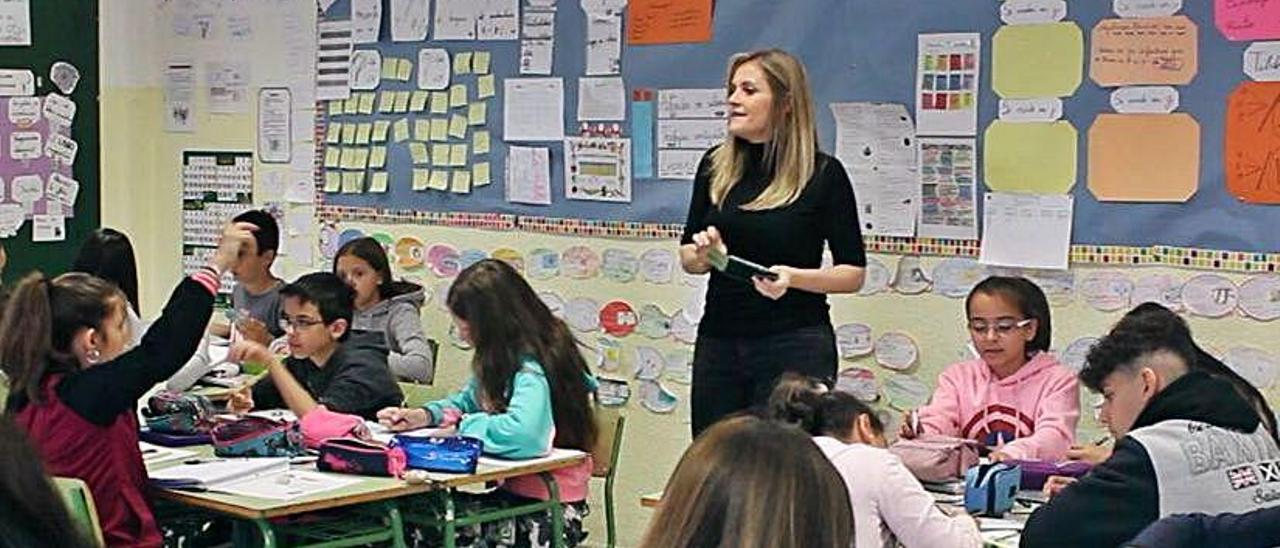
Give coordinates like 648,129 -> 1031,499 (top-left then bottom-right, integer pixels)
148,445 -> 587,547
640,491 -> 661,508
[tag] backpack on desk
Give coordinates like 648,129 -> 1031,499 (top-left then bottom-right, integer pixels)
889,435 -> 982,482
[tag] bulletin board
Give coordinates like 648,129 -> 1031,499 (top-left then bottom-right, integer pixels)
0,0 -> 100,280
319,0 -> 1274,257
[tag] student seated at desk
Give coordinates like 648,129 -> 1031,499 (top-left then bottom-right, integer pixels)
72,228 -> 144,348
639,415 -> 853,548
334,237 -> 435,383
900,276 -> 1079,462
769,374 -> 982,548
377,259 -> 598,548
227,272 -> 402,421
1021,303 -> 1280,547
0,222 -> 255,548
209,208 -> 285,344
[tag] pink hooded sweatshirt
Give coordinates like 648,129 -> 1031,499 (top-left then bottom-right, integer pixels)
917,351 -> 1080,461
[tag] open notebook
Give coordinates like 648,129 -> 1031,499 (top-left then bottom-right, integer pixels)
149,457 -> 289,491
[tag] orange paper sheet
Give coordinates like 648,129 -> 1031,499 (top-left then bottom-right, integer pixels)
627,0 -> 713,45
1090,16 -> 1198,87
1087,113 -> 1200,202
1226,81 -> 1280,204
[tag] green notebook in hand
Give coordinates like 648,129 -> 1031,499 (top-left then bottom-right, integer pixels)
706,247 -> 778,282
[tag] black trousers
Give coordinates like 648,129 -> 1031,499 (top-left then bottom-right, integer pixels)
690,323 -> 837,438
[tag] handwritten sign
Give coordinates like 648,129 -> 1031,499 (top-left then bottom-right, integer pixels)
1245,42 -> 1280,81
1000,0 -> 1067,25
998,98 -> 1063,121
1114,0 -> 1182,18
1110,86 -> 1179,113
1226,81 -> 1280,204
1090,16 -> 1198,86
1215,0 -> 1280,41
627,0 -> 713,45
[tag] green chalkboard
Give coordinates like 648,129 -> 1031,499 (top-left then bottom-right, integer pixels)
0,0 -> 98,283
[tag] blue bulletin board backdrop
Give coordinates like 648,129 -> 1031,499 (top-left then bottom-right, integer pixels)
321,0 -> 1273,254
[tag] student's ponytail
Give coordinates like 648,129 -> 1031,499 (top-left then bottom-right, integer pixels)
766,373 -> 827,435
0,273 -> 58,403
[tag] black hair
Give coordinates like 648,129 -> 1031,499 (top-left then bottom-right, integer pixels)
966,276 -> 1052,354
72,227 -> 140,314
334,237 -> 396,299
232,209 -> 279,255
0,417 -> 93,548
767,373 -> 883,440
1079,302 -> 1199,393
280,272 -> 354,341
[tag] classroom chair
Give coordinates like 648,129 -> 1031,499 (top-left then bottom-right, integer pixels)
590,406 -> 626,548
399,339 -> 445,407
53,476 -> 105,547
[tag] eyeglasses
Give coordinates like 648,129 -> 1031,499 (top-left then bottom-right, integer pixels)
967,318 -> 1032,336
278,316 -> 325,332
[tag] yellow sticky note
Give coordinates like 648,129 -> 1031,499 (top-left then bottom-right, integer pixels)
324,147 -> 342,168
992,23 -> 1084,98
326,122 -> 342,144
377,91 -> 395,113
473,51 -> 491,75
450,170 -> 472,194
358,92 -> 376,114
369,146 -> 387,169
450,143 -> 468,166
341,123 -> 358,144
328,101 -> 343,116
468,102 -> 487,125
372,120 -> 391,142
415,119 -> 433,141
473,162 -> 491,186
410,91 -> 429,112
983,120 -> 1078,193
429,169 -> 450,190
430,91 -> 450,114
473,130 -> 490,155
353,148 -> 370,170
397,58 -> 413,81
355,123 -> 373,145
477,75 -> 495,99
412,169 -> 431,191
369,171 -> 389,193
324,171 -> 342,192
339,147 -> 357,168
450,84 -> 468,108
342,171 -> 364,193
432,143 -> 451,165
343,97 -> 359,115
455,52 -> 473,75
409,142 -> 430,165
449,114 -> 469,139
381,58 -> 399,80
394,91 -> 411,113
431,118 -> 450,142
393,118 -> 411,142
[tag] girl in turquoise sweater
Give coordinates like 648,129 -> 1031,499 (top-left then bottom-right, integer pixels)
379,259 -> 597,548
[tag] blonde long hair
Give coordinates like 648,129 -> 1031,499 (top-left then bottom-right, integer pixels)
638,415 -> 854,548
709,49 -> 818,211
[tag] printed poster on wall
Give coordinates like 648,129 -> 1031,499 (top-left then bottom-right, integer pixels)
917,138 -> 978,240
916,33 -> 981,136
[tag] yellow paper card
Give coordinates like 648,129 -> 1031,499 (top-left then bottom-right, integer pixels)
455,52 -> 473,75
468,102 -> 487,125
369,146 -> 388,169
450,144 -> 468,166
431,91 -> 450,114
324,171 -> 342,192
992,22 -> 1084,98
473,130 -> 490,154
328,101 -> 343,116
324,147 -> 342,167
393,118 -> 411,142
477,75 -> 496,99
431,118 -> 450,142
343,97 -> 359,115
473,51 -> 491,74
339,147 -> 357,169
410,91 -> 429,111
473,162 -> 491,186
353,148 -> 370,170
355,123 -> 373,145
983,120 -> 1078,193
449,114 -> 469,139
326,122 -> 342,144
409,142 -> 430,165
372,120 -> 391,142
400,58 -> 415,81
432,143 -> 451,165
341,171 -> 363,193
377,91 -> 395,113
341,123 -> 358,144
369,171 -> 389,193
450,170 -> 472,193
381,58 -> 399,80
394,91 -> 411,112
415,119 -> 433,141
358,92 -> 376,114
429,169 -> 450,190
450,84 -> 468,108
412,169 -> 430,191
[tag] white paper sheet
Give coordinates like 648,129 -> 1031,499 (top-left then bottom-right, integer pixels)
564,137 -> 631,202
351,0 -> 382,43
434,0 -> 478,40
584,11 -> 622,75
0,204 -> 23,237
979,192 -> 1073,270
503,77 -> 564,141
478,0 -> 520,40
258,88 -> 292,164
916,33 -> 981,136
316,20 -> 354,101
830,102 -> 919,237
349,49 -> 382,90
9,131 -> 39,160
522,10 -> 555,39
0,69 -> 33,96
0,0 -> 30,46
206,61 -> 250,114
390,0 -> 430,41
164,61 -> 196,132
656,119 -> 724,149
506,145 -> 552,204
658,89 -> 727,119
417,48 -> 451,90
657,149 -> 702,180
32,214 -> 66,242
520,38 -> 554,75
577,77 -> 625,121
917,137 -> 978,240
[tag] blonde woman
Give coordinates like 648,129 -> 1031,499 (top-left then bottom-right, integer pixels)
639,415 -> 854,548
680,49 -> 866,436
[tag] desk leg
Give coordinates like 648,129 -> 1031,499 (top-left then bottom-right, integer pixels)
386,500 -> 407,548
231,519 -> 276,548
538,472 -> 565,548
442,490 -> 457,548
253,518 -> 277,548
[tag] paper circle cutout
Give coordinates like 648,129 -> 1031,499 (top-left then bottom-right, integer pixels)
1080,271 -> 1134,312
565,297 -> 602,332
561,246 -> 601,279
599,300 -> 637,337
883,374 -> 931,411
426,244 -> 460,278
874,332 -> 919,371
458,249 -> 488,270
858,258 -> 892,296
601,249 -> 639,283
932,258 -> 987,298
835,367 -> 880,403
537,291 -> 565,318
1238,275 -> 1280,321
394,237 -> 426,269
1224,346 -> 1279,390
338,228 -> 365,248
527,248 -> 560,280
1132,274 -> 1183,311
1181,274 -> 1238,318
1059,336 -> 1099,373
835,323 -> 874,359
640,249 -> 675,284
491,247 -> 525,272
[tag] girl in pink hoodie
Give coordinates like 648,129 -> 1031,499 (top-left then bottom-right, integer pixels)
901,276 -> 1080,461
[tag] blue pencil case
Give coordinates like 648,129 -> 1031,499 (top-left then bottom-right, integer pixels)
392,435 -> 483,474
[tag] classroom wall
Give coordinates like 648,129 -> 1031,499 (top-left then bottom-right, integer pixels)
97,3 -> 1280,547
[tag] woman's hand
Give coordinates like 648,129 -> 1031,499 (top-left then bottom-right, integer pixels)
377,407 -> 430,431
752,266 -> 792,300
683,226 -> 727,273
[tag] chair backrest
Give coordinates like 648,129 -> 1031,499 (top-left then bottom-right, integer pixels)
53,476 -> 105,547
591,406 -> 625,478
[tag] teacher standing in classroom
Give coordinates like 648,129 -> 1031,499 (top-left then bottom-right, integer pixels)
680,49 -> 867,438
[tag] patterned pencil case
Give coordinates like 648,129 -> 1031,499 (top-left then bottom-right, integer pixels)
317,438 -> 407,477
211,416 -> 305,458
392,435 -> 484,474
